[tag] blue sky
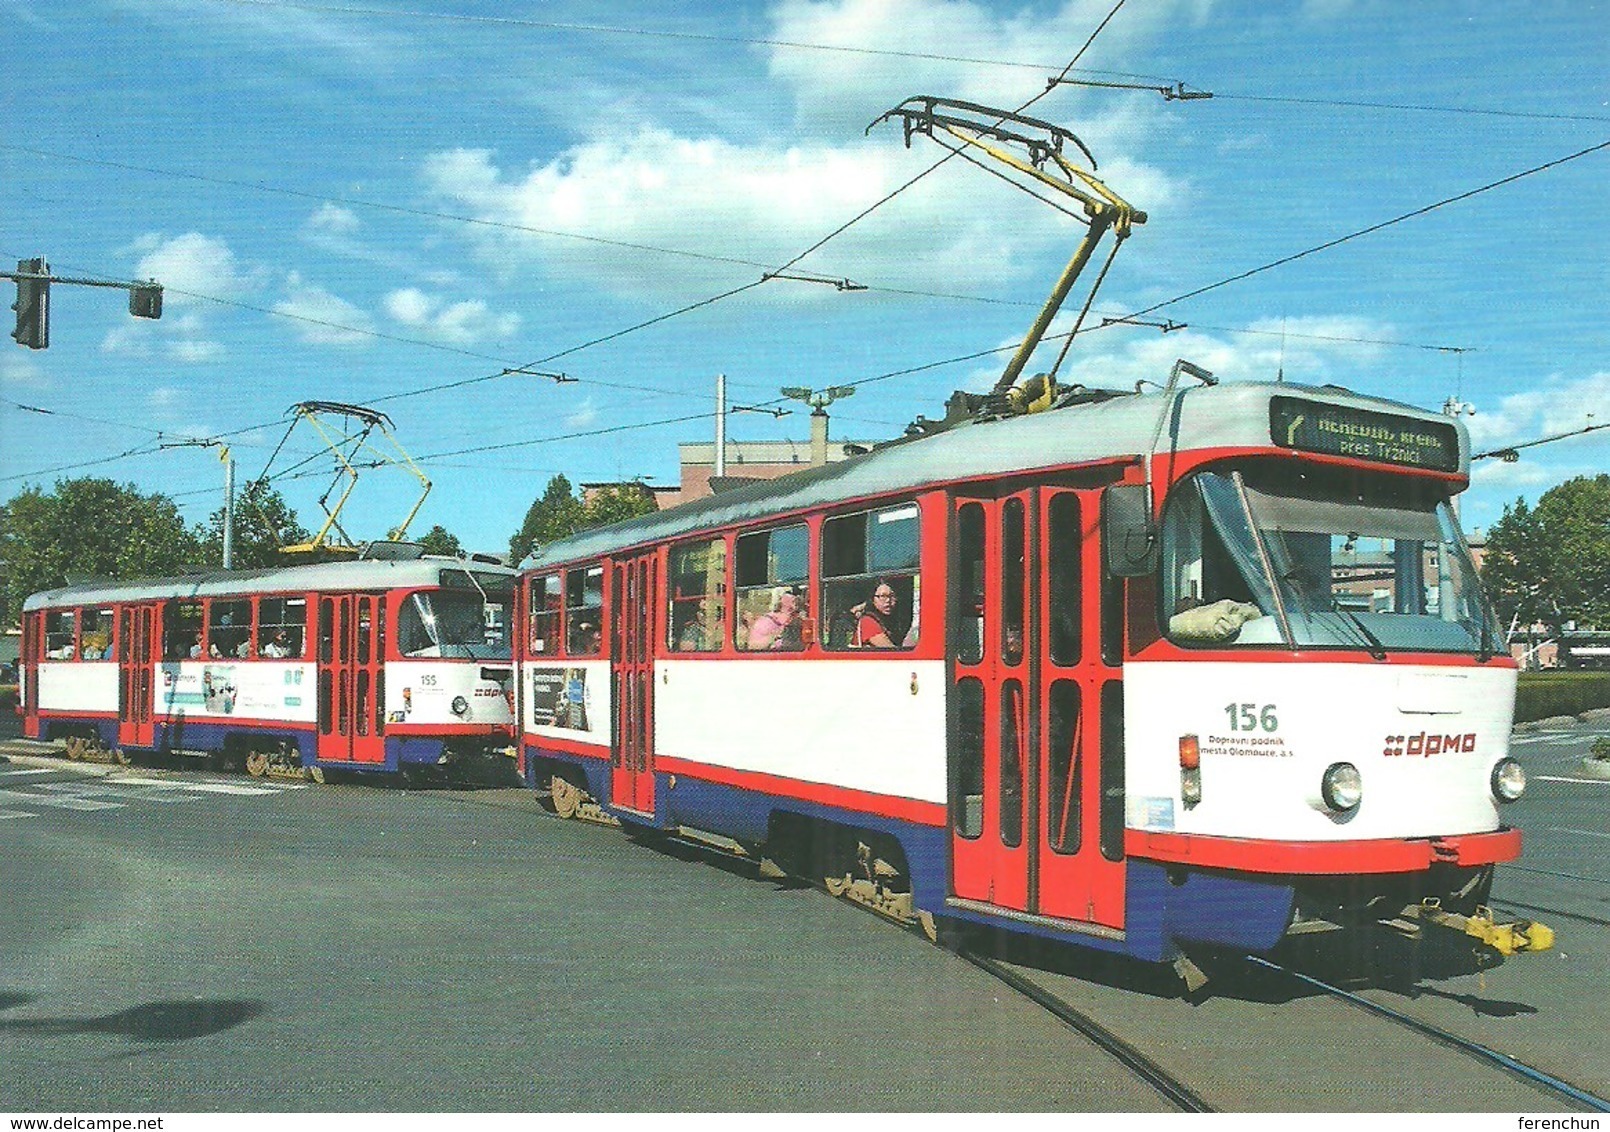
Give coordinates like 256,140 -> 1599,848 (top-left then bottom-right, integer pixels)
2,0 -> 1607,556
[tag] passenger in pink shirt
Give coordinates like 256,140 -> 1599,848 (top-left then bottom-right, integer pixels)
747,589 -> 801,650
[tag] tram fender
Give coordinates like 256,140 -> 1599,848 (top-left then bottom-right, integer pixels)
1127,862 -> 1295,960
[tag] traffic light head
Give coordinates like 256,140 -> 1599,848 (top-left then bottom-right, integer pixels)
129,282 -> 162,320
11,258 -> 49,350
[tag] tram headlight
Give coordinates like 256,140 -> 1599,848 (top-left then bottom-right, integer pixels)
1491,758 -> 1526,803
451,695 -> 469,717
1320,762 -> 1362,813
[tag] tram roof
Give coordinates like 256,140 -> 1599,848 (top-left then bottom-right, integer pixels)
528,380 -> 1469,569
22,555 -> 516,612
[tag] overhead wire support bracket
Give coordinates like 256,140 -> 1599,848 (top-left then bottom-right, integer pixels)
868,95 -> 1145,399
500,366 -> 576,383
1047,77 -> 1213,101
1102,315 -> 1188,333
761,270 -> 868,291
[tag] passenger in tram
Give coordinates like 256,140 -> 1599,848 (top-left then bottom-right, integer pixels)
189,632 -> 205,659
746,588 -> 801,650
570,621 -> 602,655
676,603 -> 713,651
261,629 -> 292,658
852,580 -> 900,648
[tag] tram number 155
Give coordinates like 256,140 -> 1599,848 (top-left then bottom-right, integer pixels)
1224,703 -> 1279,733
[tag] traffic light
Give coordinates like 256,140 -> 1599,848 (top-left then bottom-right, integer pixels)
11,258 -> 49,349
129,282 -> 163,320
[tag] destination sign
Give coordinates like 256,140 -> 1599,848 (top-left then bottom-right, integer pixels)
1269,396 -> 1460,472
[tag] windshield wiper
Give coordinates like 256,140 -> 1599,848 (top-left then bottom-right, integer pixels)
1331,600 -> 1387,661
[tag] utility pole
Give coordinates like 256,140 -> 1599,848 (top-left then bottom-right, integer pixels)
6,259 -> 163,349
160,438 -> 235,568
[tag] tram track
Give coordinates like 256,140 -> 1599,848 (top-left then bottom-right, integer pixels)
956,949 -> 1214,1112
1245,955 -> 1610,1113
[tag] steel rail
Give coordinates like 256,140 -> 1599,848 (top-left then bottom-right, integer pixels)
958,950 -> 1214,1112
1246,955 -> 1610,1112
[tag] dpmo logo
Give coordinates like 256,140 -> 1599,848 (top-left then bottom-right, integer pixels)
1383,732 -> 1477,758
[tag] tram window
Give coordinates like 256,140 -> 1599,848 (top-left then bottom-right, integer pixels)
1002,498 -> 1027,666
1000,680 -> 1025,849
1047,681 -> 1083,855
1047,494 -> 1083,665
566,565 -> 604,655
79,607 -> 113,660
822,503 -> 920,651
735,525 -> 807,651
528,575 -> 561,655
1099,681 -> 1125,863
258,597 -> 307,658
954,503 -> 986,664
668,539 -> 726,653
208,599 -> 252,658
952,677 -> 985,840
165,601 -> 203,660
44,609 -> 77,659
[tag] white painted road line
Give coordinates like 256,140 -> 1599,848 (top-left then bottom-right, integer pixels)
111,776 -> 295,796
0,788 -> 122,811
0,767 -> 61,777
0,810 -> 38,819
1534,775 -> 1610,785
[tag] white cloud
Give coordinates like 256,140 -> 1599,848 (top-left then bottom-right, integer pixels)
417,0 -> 1198,301
766,0 -> 1213,133
307,203 -> 361,234
1462,370 -> 1610,451
421,130 -> 1173,300
128,231 -> 260,304
382,288 -> 520,345
274,273 -> 375,346
957,310 -> 1395,392
0,351 -> 50,391
565,398 -> 599,429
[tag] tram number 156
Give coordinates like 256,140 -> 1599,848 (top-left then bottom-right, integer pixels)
1225,703 -> 1279,732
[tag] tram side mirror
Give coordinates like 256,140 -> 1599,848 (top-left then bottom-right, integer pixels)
1102,484 -> 1158,577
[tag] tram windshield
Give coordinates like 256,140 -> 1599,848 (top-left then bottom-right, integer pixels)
1161,467 -> 1498,655
398,584 -> 512,660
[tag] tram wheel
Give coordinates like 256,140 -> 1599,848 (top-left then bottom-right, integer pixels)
550,773 -> 582,819
64,736 -> 85,761
245,752 -> 269,778
308,766 -> 325,785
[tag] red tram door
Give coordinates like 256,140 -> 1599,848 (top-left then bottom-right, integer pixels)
610,554 -> 657,817
118,603 -> 161,748
316,594 -> 386,765
948,487 -> 1125,930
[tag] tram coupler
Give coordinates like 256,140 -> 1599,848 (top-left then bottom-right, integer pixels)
1398,898 -> 1554,956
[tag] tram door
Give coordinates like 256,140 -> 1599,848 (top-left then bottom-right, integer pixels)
610,553 -> 657,817
118,603 -> 161,748
22,612 -> 41,735
316,593 -> 386,765
948,487 -> 1125,929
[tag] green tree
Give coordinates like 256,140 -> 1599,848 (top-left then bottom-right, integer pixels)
580,482 -> 660,530
1483,474 -> 1610,666
198,481 -> 311,570
0,477 -> 205,622
508,474 -> 585,564
417,524 -> 462,557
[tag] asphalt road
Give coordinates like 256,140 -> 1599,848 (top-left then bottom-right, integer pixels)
1,709 -> 1605,1112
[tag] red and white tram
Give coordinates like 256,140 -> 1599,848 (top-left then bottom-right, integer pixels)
515,376 -> 1531,967
19,554 -> 516,780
